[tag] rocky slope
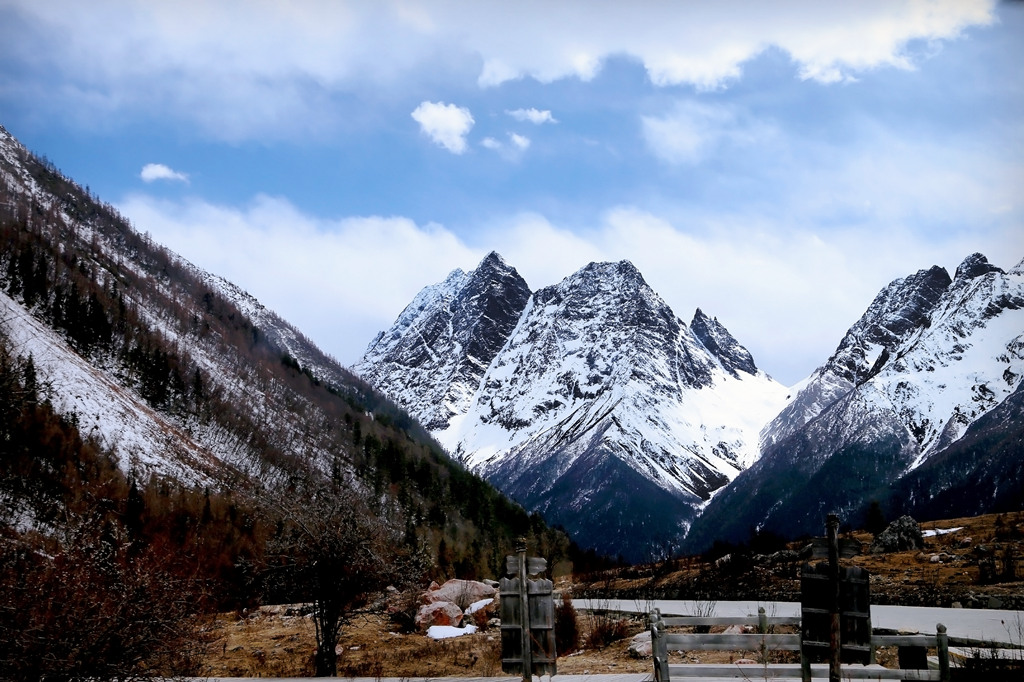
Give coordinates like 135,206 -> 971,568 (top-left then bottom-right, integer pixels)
686,253 -> 1024,550
355,252 -> 531,431
359,258 -> 788,560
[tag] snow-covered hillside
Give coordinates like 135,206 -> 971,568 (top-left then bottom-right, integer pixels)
0,123 -> 372,492
0,289 -> 224,485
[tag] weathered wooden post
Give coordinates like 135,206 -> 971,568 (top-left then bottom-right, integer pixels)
827,513 -> 841,682
517,538 -> 532,682
936,623 -> 950,682
500,538 -> 555,682
650,608 -> 669,682
801,514 -> 870,682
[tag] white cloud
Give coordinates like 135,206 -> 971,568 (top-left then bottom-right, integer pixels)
641,101 -> 775,165
140,163 -> 188,183
118,193 -> 478,364
411,101 -> 474,154
5,1 -> 996,138
465,1 -> 996,88
507,108 -> 558,124
480,132 -> 530,159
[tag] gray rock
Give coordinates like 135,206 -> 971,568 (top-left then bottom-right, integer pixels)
628,631 -> 652,659
423,579 -> 497,610
870,516 -> 924,553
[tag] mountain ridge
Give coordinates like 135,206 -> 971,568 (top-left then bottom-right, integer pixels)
361,249 -> 1023,559
358,252 -> 789,560
685,252 -> 1024,550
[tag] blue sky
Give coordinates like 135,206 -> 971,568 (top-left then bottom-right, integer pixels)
1,1 -> 1021,385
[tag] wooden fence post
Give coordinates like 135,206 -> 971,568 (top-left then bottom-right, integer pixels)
517,539 -> 532,682
936,623 -> 950,682
827,513 -> 841,682
650,609 -> 669,682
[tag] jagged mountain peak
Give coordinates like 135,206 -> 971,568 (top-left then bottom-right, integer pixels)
531,259 -> 673,332
477,249 -> 510,270
355,252 -> 531,431
361,255 -> 788,559
955,252 -> 1003,281
825,264 -> 952,384
760,262 -> 952,451
581,258 -> 644,279
464,251 -> 528,298
691,308 -> 759,379
561,259 -> 642,289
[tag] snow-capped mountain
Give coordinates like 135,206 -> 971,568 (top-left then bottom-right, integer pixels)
356,252 -> 531,431
685,253 -> 1024,549
358,257 -> 788,559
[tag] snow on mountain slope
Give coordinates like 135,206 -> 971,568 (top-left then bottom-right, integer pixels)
0,123 -> 371,490
872,253 -> 1024,467
761,263 -> 952,451
761,253 -> 1023,470
686,253 -> 1024,549
355,252 -> 531,431
1,290 -> 226,485
360,257 -> 788,559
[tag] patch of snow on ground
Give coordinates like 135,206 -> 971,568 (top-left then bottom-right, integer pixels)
426,624 -> 477,640
466,598 -> 493,615
922,527 -> 963,538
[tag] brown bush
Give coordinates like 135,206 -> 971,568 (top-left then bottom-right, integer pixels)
555,591 -> 580,654
584,614 -> 630,649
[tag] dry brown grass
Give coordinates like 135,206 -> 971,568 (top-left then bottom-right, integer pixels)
197,604 -> 657,677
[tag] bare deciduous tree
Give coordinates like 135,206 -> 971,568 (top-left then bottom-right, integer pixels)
265,478 -> 428,676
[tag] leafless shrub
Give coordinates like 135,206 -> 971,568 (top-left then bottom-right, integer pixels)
263,478 -> 430,676
555,591 -> 581,654
0,517 -> 208,680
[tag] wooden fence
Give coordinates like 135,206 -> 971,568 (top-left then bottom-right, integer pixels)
649,607 -> 951,682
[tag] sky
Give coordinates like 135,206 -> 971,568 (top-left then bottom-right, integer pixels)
1,0 -> 1021,386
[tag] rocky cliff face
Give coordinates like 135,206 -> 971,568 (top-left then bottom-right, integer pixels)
355,252 -> 531,432
359,257 -> 788,560
686,253 -> 1024,550
760,264 -> 952,453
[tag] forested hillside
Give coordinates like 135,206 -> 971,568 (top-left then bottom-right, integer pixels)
0,125 -> 598,678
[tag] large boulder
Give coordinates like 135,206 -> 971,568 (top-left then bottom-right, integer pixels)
870,516 -> 924,553
423,579 -> 497,610
415,601 -> 464,631
628,631 -> 652,659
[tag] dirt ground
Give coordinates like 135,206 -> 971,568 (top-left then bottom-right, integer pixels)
198,605 -> 657,678
196,512 -> 1024,677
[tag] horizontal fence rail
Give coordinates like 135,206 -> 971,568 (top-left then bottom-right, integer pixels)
650,608 -> 951,682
